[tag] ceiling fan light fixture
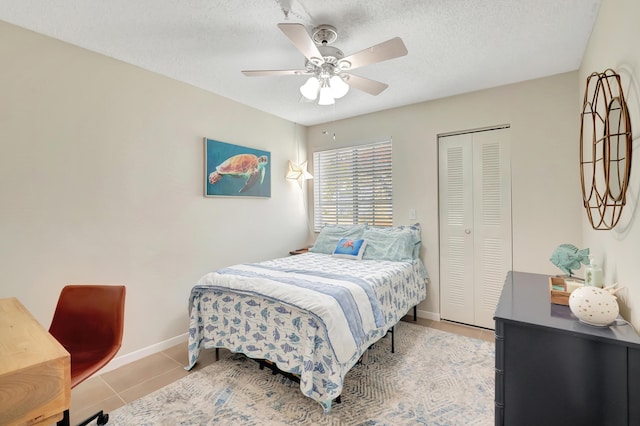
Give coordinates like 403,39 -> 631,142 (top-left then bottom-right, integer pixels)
309,57 -> 324,67
329,75 -> 349,99
338,60 -> 351,70
244,23 -> 408,105
318,85 -> 335,105
300,77 -> 320,100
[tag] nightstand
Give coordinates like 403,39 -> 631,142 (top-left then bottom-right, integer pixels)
289,248 -> 309,255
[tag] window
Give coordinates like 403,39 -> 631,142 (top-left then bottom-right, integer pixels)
313,140 -> 393,231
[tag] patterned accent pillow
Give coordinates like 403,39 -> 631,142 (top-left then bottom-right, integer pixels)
332,238 -> 368,260
309,224 -> 366,254
396,223 -> 422,259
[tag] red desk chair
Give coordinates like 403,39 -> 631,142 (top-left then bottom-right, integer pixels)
49,285 -> 126,426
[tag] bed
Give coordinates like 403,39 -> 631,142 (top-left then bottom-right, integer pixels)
186,223 -> 428,413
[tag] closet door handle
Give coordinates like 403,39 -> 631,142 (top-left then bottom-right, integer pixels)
465,229 -> 471,234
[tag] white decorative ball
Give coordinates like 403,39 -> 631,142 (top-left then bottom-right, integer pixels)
569,286 -> 619,326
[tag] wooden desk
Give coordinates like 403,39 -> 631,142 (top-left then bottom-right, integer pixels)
0,297 -> 70,425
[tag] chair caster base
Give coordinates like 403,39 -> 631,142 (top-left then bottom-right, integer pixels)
97,413 -> 109,425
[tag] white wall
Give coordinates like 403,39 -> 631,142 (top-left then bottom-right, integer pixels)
579,0 -> 640,328
0,21 -> 312,360
307,72 -> 583,319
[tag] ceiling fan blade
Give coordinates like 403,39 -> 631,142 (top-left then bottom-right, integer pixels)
340,37 -> 408,70
277,23 -> 323,63
343,73 -> 389,96
242,69 -> 310,77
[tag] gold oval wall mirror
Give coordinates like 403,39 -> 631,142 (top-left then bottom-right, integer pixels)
605,97 -> 630,201
580,69 -> 633,230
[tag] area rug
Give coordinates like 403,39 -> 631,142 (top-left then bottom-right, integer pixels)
109,321 -> 495,425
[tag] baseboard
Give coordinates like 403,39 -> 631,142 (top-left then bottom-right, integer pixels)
96,310 -> 440,375
97,332 -> 189,375
416,308 -> 440,321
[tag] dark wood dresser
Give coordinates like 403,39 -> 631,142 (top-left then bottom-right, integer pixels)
494,271 -> 640,426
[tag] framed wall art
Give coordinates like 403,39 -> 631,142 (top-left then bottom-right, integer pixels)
204,138 -> 271,198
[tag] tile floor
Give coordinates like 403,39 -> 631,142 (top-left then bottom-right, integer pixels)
66,317 -> 495,425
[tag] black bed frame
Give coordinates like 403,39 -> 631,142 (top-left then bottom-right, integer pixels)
388,305 -> 418,353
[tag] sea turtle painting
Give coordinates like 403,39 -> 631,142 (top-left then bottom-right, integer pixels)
208,153 -> 269,193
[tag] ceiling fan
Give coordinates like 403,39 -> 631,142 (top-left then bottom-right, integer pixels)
242,23 -> 408,105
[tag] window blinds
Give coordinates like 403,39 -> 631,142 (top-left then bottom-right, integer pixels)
313,140 -> 393,230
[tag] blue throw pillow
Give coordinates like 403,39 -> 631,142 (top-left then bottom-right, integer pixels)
309,224 -> 366,254
332,238 -> 367,260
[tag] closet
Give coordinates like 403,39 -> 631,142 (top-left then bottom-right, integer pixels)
438,127 -> 512,329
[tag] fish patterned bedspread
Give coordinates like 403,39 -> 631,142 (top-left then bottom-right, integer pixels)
186,252 -> 428,412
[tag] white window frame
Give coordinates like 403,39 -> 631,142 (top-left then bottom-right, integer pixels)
313,139 -> 393,231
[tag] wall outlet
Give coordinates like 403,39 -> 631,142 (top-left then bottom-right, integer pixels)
409,209 -> 416,220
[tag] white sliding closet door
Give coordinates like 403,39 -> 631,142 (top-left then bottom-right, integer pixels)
439,128 -> 512,329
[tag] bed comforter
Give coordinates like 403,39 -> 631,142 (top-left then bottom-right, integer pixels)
186,252 -> 428,412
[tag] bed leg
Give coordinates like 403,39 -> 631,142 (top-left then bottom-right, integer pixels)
391,325 -> 395,353
414,305 -> 417,321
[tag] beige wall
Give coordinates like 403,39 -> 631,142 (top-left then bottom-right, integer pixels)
0,21 -> 312,362
307,72 -> 583,318
2,4 -> 607,364
579,0 -> 640,328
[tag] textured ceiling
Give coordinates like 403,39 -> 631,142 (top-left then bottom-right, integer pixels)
0,0 -> 601,126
